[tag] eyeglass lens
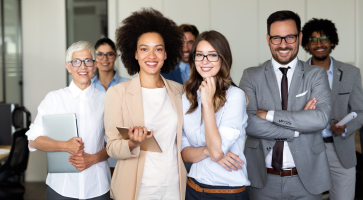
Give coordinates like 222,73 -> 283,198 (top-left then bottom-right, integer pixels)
71,59 -> 94,67
194,54 -> 220,62
96,52 -> 116,59
309,36 -> 329,45
270,35 -> 297,45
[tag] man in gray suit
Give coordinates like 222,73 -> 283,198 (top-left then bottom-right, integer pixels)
302,18 -> 363,200
240,11 -> 332,200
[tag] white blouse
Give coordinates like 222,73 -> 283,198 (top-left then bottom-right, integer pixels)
141,87 -> 179,186
26,81 -> 111,199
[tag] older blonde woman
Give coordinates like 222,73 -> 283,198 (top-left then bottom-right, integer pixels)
26,41 -> 111,200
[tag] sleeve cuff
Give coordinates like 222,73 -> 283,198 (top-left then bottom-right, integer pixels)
294,131 -> 299,137
341,128 -> 348,137
266,110 -> 274,122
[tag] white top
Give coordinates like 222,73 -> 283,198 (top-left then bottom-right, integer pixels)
25,81 -> 111,199
181,86 -> 250,187
265,57 -> 299,169
141,87 -> 179,186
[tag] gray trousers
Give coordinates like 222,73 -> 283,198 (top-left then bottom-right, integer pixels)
46,186 -> 112,200
325,143 -> 356,200
248,173 -> 321,200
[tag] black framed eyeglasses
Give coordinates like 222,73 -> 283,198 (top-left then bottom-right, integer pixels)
69,59 -> 95,68
193,53 -> 220,62
308,36 -> 330,45
96,52 -> 116,60
269,34 -> 298,45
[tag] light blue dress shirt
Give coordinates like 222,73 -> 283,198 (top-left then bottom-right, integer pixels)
181,86 -> 250,187
91,71 -> 129,92
178,62 -> 190,83
309,57 -> 346,137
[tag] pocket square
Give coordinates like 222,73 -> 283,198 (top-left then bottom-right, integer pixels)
296,90 -> 307,97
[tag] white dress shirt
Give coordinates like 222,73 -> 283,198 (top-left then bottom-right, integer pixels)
26,81 -> 111,199
141,87 -> 179,187
265,57 -> 299,169
181,86 -> 250,187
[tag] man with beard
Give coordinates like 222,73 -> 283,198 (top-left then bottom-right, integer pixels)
239,11 -> 332,200
162,24 -> 199,84
302,18 -> 363,200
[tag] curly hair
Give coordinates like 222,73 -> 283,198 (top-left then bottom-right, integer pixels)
301,18 -> 339,53
115,8 -> 184,75
184,30 -> 248,114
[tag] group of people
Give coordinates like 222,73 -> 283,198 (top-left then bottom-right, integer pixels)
25,8 -> 363,200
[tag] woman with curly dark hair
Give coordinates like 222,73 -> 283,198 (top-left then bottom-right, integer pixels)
103,8 -> 186,200
181,31 -> 250,199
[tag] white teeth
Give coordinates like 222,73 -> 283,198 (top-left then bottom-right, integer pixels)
317,49 -> 324,52
184,53 -> 189,55
101,63 -> 109,66
279,50 -> 290,53
146,62 -> 157,65
79,72 -> 87,75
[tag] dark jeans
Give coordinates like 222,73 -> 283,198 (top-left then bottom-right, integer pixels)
46,186 -> 112,200
186,178 -> 250,200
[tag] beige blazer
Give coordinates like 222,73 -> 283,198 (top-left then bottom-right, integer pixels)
104,75 -> 187,200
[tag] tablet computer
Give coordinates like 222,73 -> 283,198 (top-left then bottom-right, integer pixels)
116,126 -> 162,153
43,113 -> 80,173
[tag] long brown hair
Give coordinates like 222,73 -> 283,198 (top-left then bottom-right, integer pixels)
184,30 -> 248,114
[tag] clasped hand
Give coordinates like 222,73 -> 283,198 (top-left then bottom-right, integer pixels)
66,137 -> 94,171
199,77 -> 216,107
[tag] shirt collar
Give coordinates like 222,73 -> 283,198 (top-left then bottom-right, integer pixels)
271,56 -> 298,72
179,62 -> 190,72
92,70 -> 119,84
308,56 -> 334,74
69,81 -> 94,99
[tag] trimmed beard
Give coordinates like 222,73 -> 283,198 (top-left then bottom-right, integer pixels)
313,55 -> 328,61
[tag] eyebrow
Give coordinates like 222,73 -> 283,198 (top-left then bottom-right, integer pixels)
196,50 -> 218,53
139,44 -> 164,47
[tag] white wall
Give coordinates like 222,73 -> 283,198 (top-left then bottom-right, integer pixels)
109,0 -> 363,84
22,0 -> 363,181
22,0 -> 66,181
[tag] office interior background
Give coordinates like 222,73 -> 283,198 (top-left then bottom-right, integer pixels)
0,0 -> 361,183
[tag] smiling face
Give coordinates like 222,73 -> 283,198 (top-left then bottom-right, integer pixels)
182,31 -> 196,63
195,40 -> 221,79
267,20 -> 302,65
305,31 -> 333,61
135,32 -> 166,76
96,44 -> 116,73
65,49 -> 96,90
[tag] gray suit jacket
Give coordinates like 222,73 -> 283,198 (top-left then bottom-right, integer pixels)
311,57 -> 363,169
240,59 -> 332,195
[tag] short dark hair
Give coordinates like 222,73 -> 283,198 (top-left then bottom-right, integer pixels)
267,10 -> 301,35
115,8 -> 184,75
95,38 -> 117,52
179,24 -> 199,38
301,18 -> 339,52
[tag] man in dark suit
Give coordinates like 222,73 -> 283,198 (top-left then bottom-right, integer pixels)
302,18 -> 363,200
240,11 -> 332,200
162,24 -> 199,84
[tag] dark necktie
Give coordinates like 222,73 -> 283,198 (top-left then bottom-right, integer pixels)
271,67 -> 290,171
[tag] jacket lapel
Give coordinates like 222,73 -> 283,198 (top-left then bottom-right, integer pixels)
264,61 -> 282,110
331,58 -> 341,106
161,75 -> 183,152
125,75 -> 145,127
288,60 -> 304,110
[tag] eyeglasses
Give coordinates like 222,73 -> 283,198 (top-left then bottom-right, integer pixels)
96,52 -> 116,60
193,53 -> 220,62
269,35 -> 298,45
69,59 -> 95,68
308,36 -> 330,45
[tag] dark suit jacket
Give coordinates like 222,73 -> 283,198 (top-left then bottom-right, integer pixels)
162,66 -> 183,84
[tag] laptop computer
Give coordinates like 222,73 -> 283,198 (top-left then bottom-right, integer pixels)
43,113 -> 80,173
